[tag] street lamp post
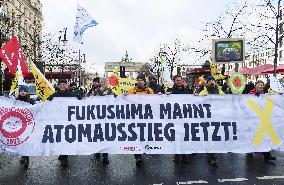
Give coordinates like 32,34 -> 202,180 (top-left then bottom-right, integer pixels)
78,50 -> 86,87
57,27 -> 68,80
48,66 -> 53,82
60,63 -> 64,79
43,27 -> 83,84
58,27 -> 68,44
46,28 -> 68,81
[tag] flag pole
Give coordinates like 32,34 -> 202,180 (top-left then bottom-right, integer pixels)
79,49 -> 81,86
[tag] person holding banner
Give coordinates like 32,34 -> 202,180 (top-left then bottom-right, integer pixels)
70,82 -> 85,98
248,80 -> 276,161
16,85 -> 35,168
148,75 -> 164,94
87,77 -> 112,97
127,74 -> 154,165
127,74 -> 154,95
198,76 -> 224,165
166,75 -> 192,163
194,76 -> 206,94
87,77 -> 113,164
198,76 -> 225,96
243,81 -> 255,94
222,77 -> 231,94
48,79 -> 80,167
166,75 -> 193,95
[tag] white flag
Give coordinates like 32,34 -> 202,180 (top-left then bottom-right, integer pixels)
269,75 -> 284,93
160,56 -> 173,87
73,4 -> 98,44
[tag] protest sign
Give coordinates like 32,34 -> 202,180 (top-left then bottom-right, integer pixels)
0,95 -> 284,156
212,38 -> 245,64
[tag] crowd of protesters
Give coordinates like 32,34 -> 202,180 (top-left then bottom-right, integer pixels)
11,73 -> 282,168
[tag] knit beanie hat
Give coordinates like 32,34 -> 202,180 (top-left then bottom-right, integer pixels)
206,76 -> 215,83
19,85 -> 29,92
136,74 -> 146,82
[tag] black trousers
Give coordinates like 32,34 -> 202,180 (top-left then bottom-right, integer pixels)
58,155 -> 68,160
207,153 -> 216,158
95,153 -> 108,157
134,154 -> 142,159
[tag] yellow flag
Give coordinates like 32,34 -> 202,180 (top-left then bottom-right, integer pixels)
9,64 -> 26,98
30,63 -> 55,101
9,70 -> 19,98
210,61 -> 224,80
119,78 -> 136,94
107,67 -> 136,95
198,75 -> 206,85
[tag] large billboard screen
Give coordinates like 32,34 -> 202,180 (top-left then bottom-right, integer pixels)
212,38 -> 245,64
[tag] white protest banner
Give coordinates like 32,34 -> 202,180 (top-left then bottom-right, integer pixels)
0,95 -> 284,156
269,75 -> 284,93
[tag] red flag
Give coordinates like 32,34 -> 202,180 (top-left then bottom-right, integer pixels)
0,36 -> 29,77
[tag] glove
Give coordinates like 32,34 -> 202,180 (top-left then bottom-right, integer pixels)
255,90 -> 261,97
47,96 -> 54,101
77,94 -> 82,100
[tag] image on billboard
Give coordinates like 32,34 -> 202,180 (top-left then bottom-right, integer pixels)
212,38 -> 245,64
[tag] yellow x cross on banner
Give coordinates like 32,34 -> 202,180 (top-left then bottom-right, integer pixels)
247,98 -> 282,146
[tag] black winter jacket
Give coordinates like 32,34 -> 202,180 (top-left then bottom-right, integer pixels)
16,96 -> 35,105
168,85 -> 193,94
48,89 -> 78,100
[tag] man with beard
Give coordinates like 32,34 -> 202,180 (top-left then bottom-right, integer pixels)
87,77 -> 112,97
127,74 -> 154,165
199,76 -> 224,95
167,75 -> 193,95
70,82 -> 85,98
16,85 -> 35,168
199,76 -> 224,165
167,75 -> 192,163
127,74 -> 154,95
148,75 -> 164,94
48,79 -> 79,167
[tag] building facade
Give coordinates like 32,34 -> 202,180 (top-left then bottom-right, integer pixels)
0,0 -> 43,92
225,49 -> 275,81
1,0 -> 43,66
104,51 -> 144,79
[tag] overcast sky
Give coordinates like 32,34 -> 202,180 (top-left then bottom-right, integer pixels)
41,0 -> 236,74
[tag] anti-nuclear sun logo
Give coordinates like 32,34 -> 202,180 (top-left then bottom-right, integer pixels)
0,107 -> 35,146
